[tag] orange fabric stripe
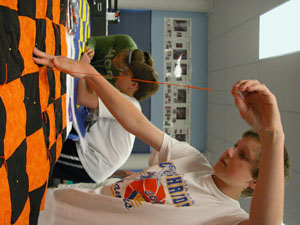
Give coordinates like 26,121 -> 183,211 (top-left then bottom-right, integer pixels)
35,0 -> 47,19
0,80 -> 26,159
45,18 -> 55,56
52,0 -> 60,24
0,0 -> 18,10
39,67 -> 50,112
0,166 -> 11,225
26,128 -> 49,192
18,16 -> 39,76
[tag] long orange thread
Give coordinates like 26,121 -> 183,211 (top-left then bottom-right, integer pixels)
48,68 -> 214,91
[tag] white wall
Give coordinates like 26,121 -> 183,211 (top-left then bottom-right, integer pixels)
207,0 -> 300,224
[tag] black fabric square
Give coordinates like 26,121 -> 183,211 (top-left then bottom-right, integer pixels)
41,111 -> 50,149
60,71 -> 66,95
21,72 -> 43,136
6,139 -> 29,224
52,23 -> 61,56
35,19 -> 46,56
48,142 -> 56,177
0,6 -> 24,84
62,127 -> 67,143
0,97 -> 5,168
17,0 -> 36,18
60,0 -> 68,25
29,182 -> 47,225
46,0 -> 53,20
46,69 -> 56,105
54,98 -> 63,136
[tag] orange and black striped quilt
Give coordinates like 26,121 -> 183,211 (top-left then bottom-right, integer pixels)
0,0 -> 67,224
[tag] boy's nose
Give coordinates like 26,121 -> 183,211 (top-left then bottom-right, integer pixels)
226,148 -> 234,158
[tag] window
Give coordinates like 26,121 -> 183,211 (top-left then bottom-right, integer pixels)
259,0 -> 300,59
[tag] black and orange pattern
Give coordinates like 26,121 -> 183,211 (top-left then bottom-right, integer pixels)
0,0 -> 67,224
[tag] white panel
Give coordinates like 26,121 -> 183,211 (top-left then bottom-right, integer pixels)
207,103 -> 226,138
259,52 -> 300,112
208,0 -> 228,41
225,105 -> 251,144
118,0 -> 212,12
227,0 -> 260,30
208,35 -> 228,72
225,63 -> 259,105
259,0 -> 300,59
227,18 -> 259,67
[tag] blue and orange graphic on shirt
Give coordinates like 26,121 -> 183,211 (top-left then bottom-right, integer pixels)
124,179 -> 166,204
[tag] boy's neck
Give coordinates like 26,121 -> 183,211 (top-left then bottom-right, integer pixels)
119,89 -> 135,99
211,175 -> 241,200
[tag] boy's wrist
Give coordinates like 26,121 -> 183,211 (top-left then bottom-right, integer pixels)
258,129 -> 285,145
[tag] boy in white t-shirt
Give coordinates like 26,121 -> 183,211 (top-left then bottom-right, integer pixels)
51,52 -> 159,183
33,48 -> 290,225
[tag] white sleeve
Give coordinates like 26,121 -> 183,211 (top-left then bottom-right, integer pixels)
149,133 -> 207,166
98,94 -> 141,119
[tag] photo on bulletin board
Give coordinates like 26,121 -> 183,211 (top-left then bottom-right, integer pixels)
176,107 -> 186,120
173,49 -> 187,60
177,89 -> 187,103
175,133 -> 186,142
174,20 -> 188,32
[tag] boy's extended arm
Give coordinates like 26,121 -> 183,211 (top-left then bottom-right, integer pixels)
232,80 -> 285,225
84,74 -> 164,150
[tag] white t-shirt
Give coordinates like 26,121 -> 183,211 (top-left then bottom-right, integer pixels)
76,94 -> 141,183
39,134 -> 249,225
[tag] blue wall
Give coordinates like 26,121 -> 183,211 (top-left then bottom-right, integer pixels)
151,11 -> 208,152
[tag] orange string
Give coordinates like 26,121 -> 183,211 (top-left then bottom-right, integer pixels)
48,68 -> 214,91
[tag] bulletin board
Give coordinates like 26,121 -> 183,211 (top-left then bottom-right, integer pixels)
163,18 -> 192,143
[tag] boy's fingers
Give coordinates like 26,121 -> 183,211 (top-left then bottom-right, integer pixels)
234,80 -> 260,91
231,89 -> 248,114
32,56 -> 53,67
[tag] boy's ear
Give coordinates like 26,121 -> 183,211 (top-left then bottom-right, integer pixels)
131,80 -> 139,90
248,180 -> 256,190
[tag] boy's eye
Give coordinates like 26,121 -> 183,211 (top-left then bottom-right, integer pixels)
239,151 -> 248,160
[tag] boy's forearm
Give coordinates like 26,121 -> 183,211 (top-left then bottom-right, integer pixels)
248,130 -> 285,225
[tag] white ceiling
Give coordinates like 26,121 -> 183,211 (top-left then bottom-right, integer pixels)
117,0 -> 212,13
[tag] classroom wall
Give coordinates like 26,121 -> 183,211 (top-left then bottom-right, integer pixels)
151,10 -> 208,151
207,0 -> 300,223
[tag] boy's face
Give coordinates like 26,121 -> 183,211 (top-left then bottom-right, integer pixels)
213,137 -> 260,190
115,69 -> 136,94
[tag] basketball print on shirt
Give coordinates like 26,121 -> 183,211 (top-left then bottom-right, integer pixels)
124,179 -> 166,204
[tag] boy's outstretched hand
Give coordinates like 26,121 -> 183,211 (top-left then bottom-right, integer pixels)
33,47 -> 98,79
231,80 -> 283,133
